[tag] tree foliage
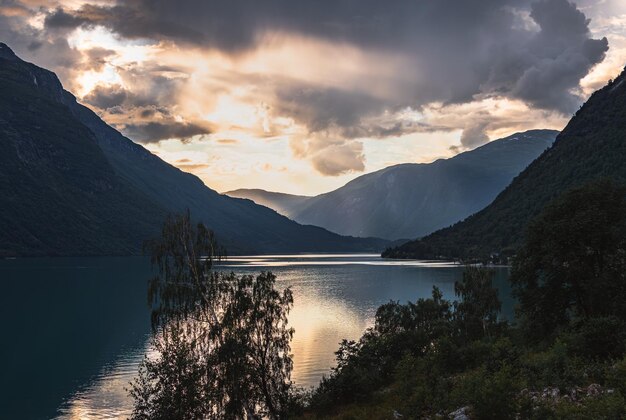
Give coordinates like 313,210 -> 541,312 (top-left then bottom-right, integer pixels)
511,179 -> 626,340
130,212 -> 295,419
309,269 -> 503,414
308,181 -> 626,418
384,68 -> 626,262
306,260 -> 626,418
454,266 -> 502,340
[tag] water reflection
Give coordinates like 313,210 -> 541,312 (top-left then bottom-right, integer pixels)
56,347 -> 147,419
220,254 -> 460,267
287,288 -> 373,386
1,255 -> 511,419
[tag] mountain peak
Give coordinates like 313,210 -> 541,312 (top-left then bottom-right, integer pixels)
385,67 -> 626,260
0,52 -> 388,255
231,130 -> 557,240
0,43 -> 18,61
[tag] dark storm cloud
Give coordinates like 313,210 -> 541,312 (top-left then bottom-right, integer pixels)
91,101 -> 211,144
3,0 -> 610,112
83,47 -> 117,72
79,62 -> 187,113
124,121 -> 211,143
340,120 -> 447,140
1,0 -> 610,167
74,57 -> 208,144
459,122 -> 491,149
311,142 -> 365,176
0,12 -> 81,83
44,4 -> 206,44
43,0 -> 519,53
272,81 -> 449,140
82,84 -> 128,109
42,0 -> 607,122
44,7 -> 85,29
273,83 -> 387,134
510,0 -> 609,112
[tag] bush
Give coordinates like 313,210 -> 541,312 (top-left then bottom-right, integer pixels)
550,393 -> 626,419
561,317 -> 626,360
452,364 -> 520,420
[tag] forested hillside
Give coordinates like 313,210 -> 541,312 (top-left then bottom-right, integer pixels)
385,67 -> 626,260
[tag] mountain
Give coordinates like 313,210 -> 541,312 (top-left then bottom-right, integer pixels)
0,43 -> 387,256
225,189 -> 312,218
384,67 -> 626,260
228,130 -> 557,240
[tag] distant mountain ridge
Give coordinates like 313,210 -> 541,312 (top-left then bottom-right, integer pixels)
0,43 -> 387,256
225,189 -> 312,218
384,66 -> 626,260
228,130 -> 558,240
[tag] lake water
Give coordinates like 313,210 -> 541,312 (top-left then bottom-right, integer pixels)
0,254 -> 512,419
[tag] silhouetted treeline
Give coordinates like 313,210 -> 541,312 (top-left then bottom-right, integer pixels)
306,180 -> 626,418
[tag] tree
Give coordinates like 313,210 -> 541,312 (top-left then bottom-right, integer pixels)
374,286 -> 452,338
130,212 -> 294,419
511,179 -> 626,340
454,266 -> 501,340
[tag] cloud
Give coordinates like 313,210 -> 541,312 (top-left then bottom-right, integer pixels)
123,121 -> 211,143
82,46 -> 117,71
175,159 -> 210,171
82,84 -> 128,108
78,78 -> 211,144
273,83 -> 386,134
0,11 -> 81,84
1,0 -> 614,178
44,7 -> 87,29
459,122 -> 491,150
40,0 -> 607,114
310,142 -> 365,176
0,3 -> 29,17
7,0 -> 613,112
508,0 -> 609,112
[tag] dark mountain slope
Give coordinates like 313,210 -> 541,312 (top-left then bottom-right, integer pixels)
0,48 -> 164,256
64,79 -> 386,254
229,130 -> 557,240
225,189 -> 312,218
293,130 -> 557,240
0,43 -> 386,256
384,68 -> 626,260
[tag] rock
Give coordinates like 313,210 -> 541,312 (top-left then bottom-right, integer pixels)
449,406 -> 470,420
586,384 -> 601,397
541,387 -> 560,400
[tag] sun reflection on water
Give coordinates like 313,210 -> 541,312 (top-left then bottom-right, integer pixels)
54,254 -> 477,419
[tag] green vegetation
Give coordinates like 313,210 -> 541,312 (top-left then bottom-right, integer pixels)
129,182 -> 626,418
305,180 -> 626,419
0,44 -> 388,257
130,213 -> 298,419
0,46 -> 165,256
512,179 -> 626,342
384,69 -> 626,261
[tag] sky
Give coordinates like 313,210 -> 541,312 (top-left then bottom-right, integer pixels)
2,0 -> 626,195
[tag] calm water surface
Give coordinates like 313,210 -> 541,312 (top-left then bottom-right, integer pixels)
0,254 -> 512,419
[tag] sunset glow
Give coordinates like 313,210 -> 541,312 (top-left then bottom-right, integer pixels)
4,0 -> 626,194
